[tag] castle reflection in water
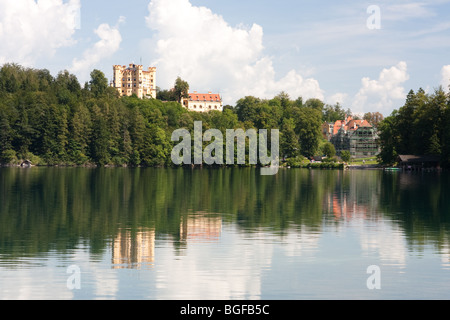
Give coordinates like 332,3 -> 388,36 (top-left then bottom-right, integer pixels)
111,212 -> 222,269
112,228 -> 155,269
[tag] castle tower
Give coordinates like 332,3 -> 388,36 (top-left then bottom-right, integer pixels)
111,64 -> 156,99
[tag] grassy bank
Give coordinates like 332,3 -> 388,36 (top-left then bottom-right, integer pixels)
284,157 -> 345,169
348,157 -> 379,165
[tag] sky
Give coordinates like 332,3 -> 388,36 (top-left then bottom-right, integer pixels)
0,0 -> 449,116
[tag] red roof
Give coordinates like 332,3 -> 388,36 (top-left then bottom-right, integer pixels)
333,120 -> 344,135
347,119 -> 372,130
333,118 -> 372,135
189,93 -> 222,102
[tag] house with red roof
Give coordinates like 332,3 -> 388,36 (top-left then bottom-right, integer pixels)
181,91 -> 223,112
328,116 -> 379,158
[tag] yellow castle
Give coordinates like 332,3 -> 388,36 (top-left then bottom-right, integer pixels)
111,64 -> 156,99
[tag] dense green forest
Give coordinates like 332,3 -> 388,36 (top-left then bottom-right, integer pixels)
0,63 -> 346,167
377,87 -> 450,167
2,63 -> 448,168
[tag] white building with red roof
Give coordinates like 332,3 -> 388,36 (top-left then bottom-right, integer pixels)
328,116 -> 380,158
181,91 -> 223,112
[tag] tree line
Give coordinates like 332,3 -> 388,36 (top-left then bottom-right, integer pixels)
377,87 -> 450,167
8,63 -> 443,169
0,63 -> 359,167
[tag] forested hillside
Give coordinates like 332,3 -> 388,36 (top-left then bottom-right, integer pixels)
0,64 -> 330,167
377,87 -> 450,167
3,63 -> 448,168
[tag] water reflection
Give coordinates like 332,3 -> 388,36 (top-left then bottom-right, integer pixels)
112,228 -> 155,269
0,168 -> 449,263
0,167 -> 450,299
110,213 -> 223,269
180,212 -> 222,244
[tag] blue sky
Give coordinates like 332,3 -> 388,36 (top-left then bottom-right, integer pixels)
1,0 -> 449,116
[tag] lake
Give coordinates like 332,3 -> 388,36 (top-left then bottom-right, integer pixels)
0,167 -> 449,300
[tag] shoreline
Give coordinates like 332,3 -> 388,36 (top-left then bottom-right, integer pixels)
347,164 -> 382,170
1,163 -> 445,172
0,163 -> 371,170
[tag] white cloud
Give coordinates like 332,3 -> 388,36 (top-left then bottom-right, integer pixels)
441,65 -> 450,92
0,0 -> 80,66
384,2 -> 436,21
352,61 -> 410,116
327,92 -> 349,106
70,20 -> 123,82
410,21 -> 450,37
145,0 -> 324,105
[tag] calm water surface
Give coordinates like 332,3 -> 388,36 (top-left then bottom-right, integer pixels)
0,167 -> 449,300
